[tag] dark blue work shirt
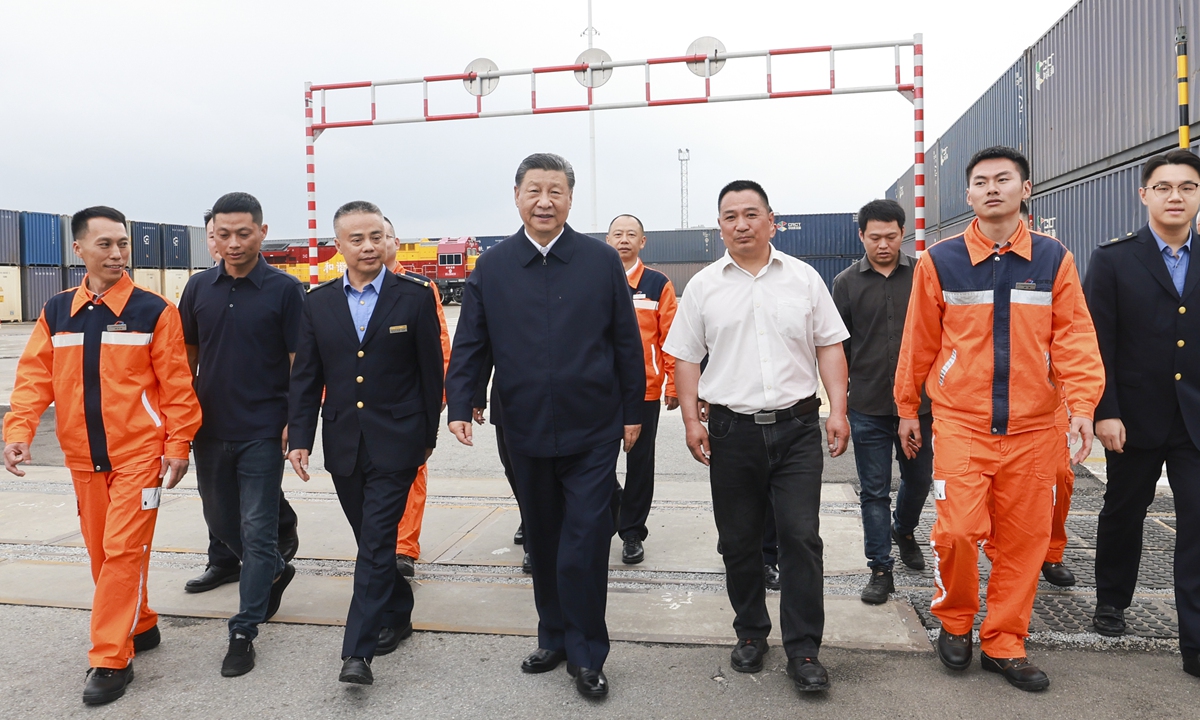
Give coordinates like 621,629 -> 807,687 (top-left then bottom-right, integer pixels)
179,255 -> 305,441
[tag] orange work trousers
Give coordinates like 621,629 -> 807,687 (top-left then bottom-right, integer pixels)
929,419 -> 1058,658
70,458 -> 162,669
395,464 -> 428,558
985,424 -> 1074,565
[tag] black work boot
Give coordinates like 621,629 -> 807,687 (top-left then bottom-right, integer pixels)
892,527 -> 926,570
82,665 -> 134,705
860,567 -> 895,605
936,628 -> 973,671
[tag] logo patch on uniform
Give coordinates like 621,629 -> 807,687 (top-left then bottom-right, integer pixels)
933,480 -> 947,501
632,292 -> 647,300
1015,282 -> 1037,291
142,487 -> 162,510
107,321 -> 127,332
389,325 -> 407,334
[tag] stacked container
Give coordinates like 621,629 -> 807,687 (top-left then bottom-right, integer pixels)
64,265 -> 87,290
129,221 -> 163,293
20,212 -> 63,320
0,210 -> 20,321
188,224 -> 213,270
60,213 -> 82,268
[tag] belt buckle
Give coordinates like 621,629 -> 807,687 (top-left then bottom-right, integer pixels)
753,411 -> 777,425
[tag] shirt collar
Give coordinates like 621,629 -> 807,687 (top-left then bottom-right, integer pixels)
1150,226 -> 1194,257
719,244 -> 784,278
964,217 -> 1032,265
343,267 -> 387,295
71,271 -> 135,317
524,227 -> 565,256
212,253 -> 268,287
858,252 -> 913,273
626,258 -> 644,287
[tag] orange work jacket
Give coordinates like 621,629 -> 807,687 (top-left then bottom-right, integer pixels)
626,260 -> 678,401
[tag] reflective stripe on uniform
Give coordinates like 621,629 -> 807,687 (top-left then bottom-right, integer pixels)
942,290 -> 993,305
51,333 -> 84,347
101,332 -> 154,345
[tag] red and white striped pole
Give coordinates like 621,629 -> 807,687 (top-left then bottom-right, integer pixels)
912,33 -> 926,254
305,81 -> 319,286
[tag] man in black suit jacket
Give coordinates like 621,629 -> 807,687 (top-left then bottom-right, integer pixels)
445,153 -> 645,699
1084,149 -> 1200,678
288,201 -> 443,685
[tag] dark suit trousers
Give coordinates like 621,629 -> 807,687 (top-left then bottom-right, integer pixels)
333,438 -> 417,659
617,400 -> 661,541
208,495 -> 298,569
508,441 -> 621,670
1096,409 -> 1200,656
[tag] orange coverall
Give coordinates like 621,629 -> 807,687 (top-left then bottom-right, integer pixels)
4,274 -> 201,669
627,260 -> 678,402
894,219 -> 1103,658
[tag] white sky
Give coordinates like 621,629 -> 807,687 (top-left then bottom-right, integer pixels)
1,0 -> 1078,240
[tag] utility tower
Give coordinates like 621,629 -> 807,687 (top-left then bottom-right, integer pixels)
678,148 -> 690,229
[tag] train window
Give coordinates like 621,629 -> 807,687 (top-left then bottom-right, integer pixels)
439,253 -> 463,265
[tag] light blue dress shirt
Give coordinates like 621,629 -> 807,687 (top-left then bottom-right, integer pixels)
1150,227 -> 1193,297
343,270 -> 386,342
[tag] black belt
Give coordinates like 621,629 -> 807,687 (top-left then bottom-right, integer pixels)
710,395 -> 821,425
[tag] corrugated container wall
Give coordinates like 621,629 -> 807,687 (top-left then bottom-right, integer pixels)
22,266 -> 62,321
20,212 -> 62,266
129,221 -> 163,268
796,256 -> 859,292
0,210 -> 20,265
0,266 -> 21,321
937,214 -> 976,242
640,228 -> 722,263
161,224 -> 190,269
885,169 -> 915,241
938,55 -> 1030,224
60,214 -> 82,267
925,138 -> 941,232
645,262 -> 709,296
188,225 -> 212,268
1030,0 -> 1200,188
772,214 -> 860,256
63,266 -> 87,289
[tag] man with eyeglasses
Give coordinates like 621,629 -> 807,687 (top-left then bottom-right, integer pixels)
1084,148 -> 1200,679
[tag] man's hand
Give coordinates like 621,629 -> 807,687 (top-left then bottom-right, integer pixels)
281,426 -> 289,457
425,447 -> 435,462
160,457 -> 190,489
665,396 -> 680,411
684,419 -> 710,466
825,413 -> 850,458
623,424 -> 642,453
1095,418 -> 1125,454
449,420 -> 474,446
288,449 -> 311,482
3,442 -> 31,477
698,401 -> 709,423
1070,416 -> 1096,465
898,418 -> 923,460
472,408 -> 486,425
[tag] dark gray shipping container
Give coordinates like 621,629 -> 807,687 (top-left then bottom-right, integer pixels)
22,266 -> 63,321
640,228 -> 721,263
161,224 -> 190,269
795,256 -> 859,292
772,214 -> 860,256
129,221 -> 163,268
477,235 -> 507,252
188,225 -> 213,268
20,212 -> 62,266
925,138 -> 941,233
645,262 -> 709,296
60,213 -> 82,266
0,210 -> 19,265
1030,0 -> 1200,188
63,265 -> 86,289
938,56 -> 1030,223
885,168 -> 915,241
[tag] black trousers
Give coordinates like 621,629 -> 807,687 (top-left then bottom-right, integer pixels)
616,400 -> 662,541
508,441 -> 621,671
1095,410 -> 1200,657
208,495 -> 298,569
333,438 -> 417,659
708,406 -> 824,659
495,425 -> 518,498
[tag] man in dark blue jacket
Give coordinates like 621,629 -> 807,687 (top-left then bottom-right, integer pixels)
445,153 -> 645,699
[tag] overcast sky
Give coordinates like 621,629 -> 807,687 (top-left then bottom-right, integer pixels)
1,0 -> 1078,240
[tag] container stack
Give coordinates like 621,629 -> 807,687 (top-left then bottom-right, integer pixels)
0,211 -> 21,321
160,224 -> 191,304
129,221 -> 163,295
188,224 -> 212,274
20,212 -> 63,321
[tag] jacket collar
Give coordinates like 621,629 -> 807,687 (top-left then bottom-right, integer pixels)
514,223 -> 579,267
626,258 -> 645,287
71,271 -> 134,317
964,217 -> 1032,265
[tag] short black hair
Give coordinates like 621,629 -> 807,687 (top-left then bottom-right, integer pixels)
333,200 -> 383,230
1141,148 -> 1200,186
203,209 -> 213,226
71,206 -> 126,240
857,199 -> 905,233
965,145 -> 1030,183
607,214 -> 645,233
515,153 -> 575,189
211,192 -> 263,225
1020,200 -> 1029,216
382,215 -> 394,229
718,180 -> 771,211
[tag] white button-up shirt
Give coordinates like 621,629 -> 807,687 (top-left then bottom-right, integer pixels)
663,245 -> 849,414
524,227 -> 565,256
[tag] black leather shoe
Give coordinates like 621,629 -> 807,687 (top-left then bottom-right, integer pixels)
1093,604 -> 1127,637
566,664 -> 609,698
764,563 -> 781,592
936,628 -> 973,671
622,538 -> 644,564
981,652 -> 1050,691
892,527 -> 926,570
522,552 -> 533,574
513,523 -> 525,545
83,665 -> 134,705
278,526 -> 300,564
376,622 -> 413,655
1184,654 -> 1200,678
221,634 -> 255,677
265,563 -> 296,621
185,564 -> 240,594
860,568 -> 895,605
786,657 -> 831,691
730,638 -> 768,673
1041,561 -> 1076,587
396,554 -> 416,578
133,624 -> 160,653
339,657 -> 373,685
521,648 -> 566,674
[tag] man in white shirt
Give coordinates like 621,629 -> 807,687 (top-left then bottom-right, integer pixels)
664,180 -> 849,694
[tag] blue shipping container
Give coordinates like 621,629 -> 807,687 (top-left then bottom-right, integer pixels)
20,212 -> 62,266
0,210 -> 19,265
63,265 -> 87,289
129,221 -> 163,268
22,266 -> 63,321
161,224 -> 191,269
772,214 -> 860,256
884,170 -> 915,241
477,235 -> 506,252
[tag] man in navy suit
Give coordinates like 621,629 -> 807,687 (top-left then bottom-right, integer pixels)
445,153 -> 645,699
287,201 -> 444,685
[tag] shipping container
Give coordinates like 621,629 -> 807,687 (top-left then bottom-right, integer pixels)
645,262 -> 709,296
938,56 -> 1030,223
885,169 -> 915,241
132,268 -> 163,295
925,138 -> 941,233
639,228 -> 722,263
129,221 -> 163,268
477,235 -> 507,252
937,214 -> 976,243
63,265 -> 87,290
188,225 -> 213,268
20,212 -> 63,266
60,214 -> 82,267
794,256 -> 859,292
21,266 -> 63,321
163,269 -> 189,305
1029,0 -> 1200,188
0,266 -> 21,321
161,224 -> 191,269
0,210 -> 19,265
772,214 -> 861,256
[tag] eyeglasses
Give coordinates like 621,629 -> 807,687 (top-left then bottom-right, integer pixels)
1144,182 -> 1200,199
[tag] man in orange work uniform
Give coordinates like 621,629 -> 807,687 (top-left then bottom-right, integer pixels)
383,217 -> 451,577
894,146 -> 1103,692
3,206 -> 201,706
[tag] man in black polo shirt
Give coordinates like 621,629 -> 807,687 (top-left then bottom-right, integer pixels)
831,199 -> 932,605
179,192 -> 306,677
